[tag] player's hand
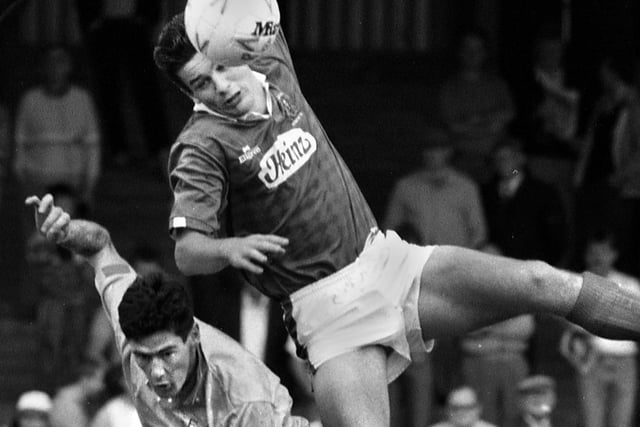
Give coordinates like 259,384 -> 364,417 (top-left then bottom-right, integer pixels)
25,194 -> 70,243
222,234 -> 288,274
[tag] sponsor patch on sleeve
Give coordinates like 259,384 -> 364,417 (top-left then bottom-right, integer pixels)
172,217 -> 187,228
102,264 -> 132,277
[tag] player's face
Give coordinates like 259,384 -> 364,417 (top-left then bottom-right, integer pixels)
178,52 -> 265,117
130,328 -> 199,399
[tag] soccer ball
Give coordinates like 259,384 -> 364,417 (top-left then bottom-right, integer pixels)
184,0 -> 281,66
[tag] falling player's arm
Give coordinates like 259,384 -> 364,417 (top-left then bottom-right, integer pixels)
26,194 -> 135,352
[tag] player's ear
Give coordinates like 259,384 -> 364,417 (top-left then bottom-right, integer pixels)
190,323 -> 200,344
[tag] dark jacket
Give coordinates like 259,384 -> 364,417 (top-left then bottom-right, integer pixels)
482,172 -> 568,265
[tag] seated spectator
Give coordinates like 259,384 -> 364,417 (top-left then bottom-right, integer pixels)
561,231 -> 639,427
13,44 -> 100,208
429,386 -> 496,427
439,29 -> 515,183
10,390 -> 52,427
50,361 -> 105,427
90,363 -> 141,427
516,376 -> 556,427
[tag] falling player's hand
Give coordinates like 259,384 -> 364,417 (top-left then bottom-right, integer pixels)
222,234 -> 289,274
25,194 -> 70,243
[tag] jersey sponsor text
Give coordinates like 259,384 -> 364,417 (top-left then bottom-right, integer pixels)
258,128 -> 316,188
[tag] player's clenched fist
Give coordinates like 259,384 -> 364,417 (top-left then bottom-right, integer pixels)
25,194 -> 70,243
220,234 -> 289,274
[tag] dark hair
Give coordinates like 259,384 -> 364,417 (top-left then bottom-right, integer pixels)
153,13 -> 198,95
131,244 -> 162,265
118,273 -> 194,342
586,227 -> 617,248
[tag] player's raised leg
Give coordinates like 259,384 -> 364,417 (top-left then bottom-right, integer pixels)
313,346 -> 389,427
418,245 -> 640,341
418,245 -> 582,338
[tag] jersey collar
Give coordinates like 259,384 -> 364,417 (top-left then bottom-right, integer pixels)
193,71 -> 272,122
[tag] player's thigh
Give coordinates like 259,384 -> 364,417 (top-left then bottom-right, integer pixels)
417,245 -> 578,338
313,345 -> 389,427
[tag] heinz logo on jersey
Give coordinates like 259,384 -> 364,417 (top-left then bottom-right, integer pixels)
258,128 -> 317,189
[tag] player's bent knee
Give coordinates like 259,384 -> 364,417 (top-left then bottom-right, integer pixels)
313,347 -> 390,427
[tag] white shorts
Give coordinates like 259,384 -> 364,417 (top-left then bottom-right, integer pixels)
288,229 -> 435,383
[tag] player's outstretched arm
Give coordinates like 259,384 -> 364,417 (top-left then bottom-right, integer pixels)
25,194 -> 116,270
175,229 -> 289,276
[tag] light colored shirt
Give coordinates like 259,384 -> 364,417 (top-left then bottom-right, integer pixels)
93,247 -> 307,426
385,168 -> 487,248
14,85 -> 100,193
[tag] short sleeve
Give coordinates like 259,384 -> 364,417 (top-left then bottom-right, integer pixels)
93,249 -> 136,352
168,137 -> 228,237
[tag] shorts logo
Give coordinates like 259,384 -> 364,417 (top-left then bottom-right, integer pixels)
238,145 -> 262,164
258,128 -> 317,189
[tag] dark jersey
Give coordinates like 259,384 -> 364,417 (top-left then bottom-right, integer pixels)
169,31 -> 376,301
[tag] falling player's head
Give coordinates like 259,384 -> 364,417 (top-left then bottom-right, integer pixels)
118,273 -> 199,399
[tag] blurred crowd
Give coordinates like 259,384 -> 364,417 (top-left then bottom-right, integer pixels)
0,2 -> 639,427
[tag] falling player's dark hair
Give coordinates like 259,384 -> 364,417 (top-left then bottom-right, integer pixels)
118,272 -> 194,342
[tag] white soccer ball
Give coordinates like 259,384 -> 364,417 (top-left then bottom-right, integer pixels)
184,0 -> 281,66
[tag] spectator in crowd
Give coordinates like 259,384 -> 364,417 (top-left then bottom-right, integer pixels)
24,184 -> 94,389
384,127 -> 487,250
439,29 -> 515,183
384,129 -> 487,420
75,0 -> 170,168
90,363 -> 141,427
9,390 -> 52,427
429,386 -> 496,427
561,231 -> 639,427
50,361 -> 106,427
525,36 -> 580,158
516,376 -> 556,427
460,314 -> 535,427
13,45 -> 101,209
482,138 -> 568,266
574,55 -> 640,276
